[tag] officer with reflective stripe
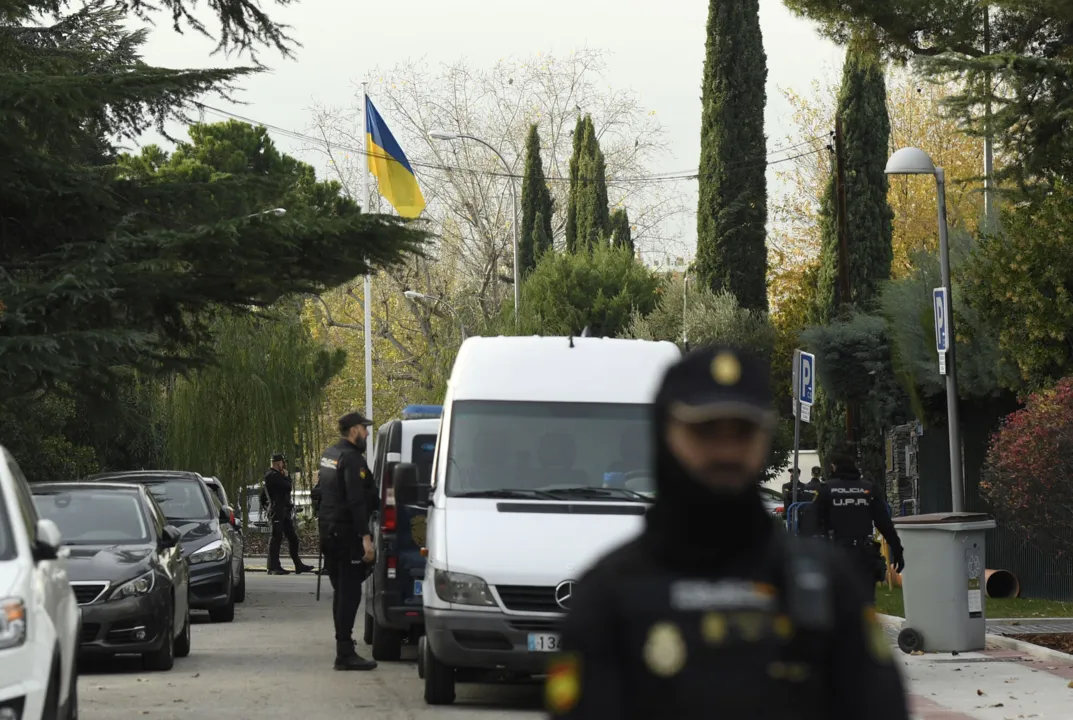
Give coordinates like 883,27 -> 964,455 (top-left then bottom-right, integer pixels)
547,346 -> 909,720
814,444 -> 905,603
317,411 -> 379,671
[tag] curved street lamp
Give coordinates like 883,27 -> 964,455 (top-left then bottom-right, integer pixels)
885,146 -> 963,512
428,130 -> 519,330
404,290 -> 467,340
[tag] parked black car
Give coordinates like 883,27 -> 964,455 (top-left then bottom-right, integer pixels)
31,482 -> 191,671
85,471 -> 240,623
199,476 -> 246,603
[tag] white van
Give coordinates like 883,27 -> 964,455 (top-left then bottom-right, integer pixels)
408,336 -> 680,705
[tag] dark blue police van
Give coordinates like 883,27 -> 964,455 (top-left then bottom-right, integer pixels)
362,405 -> 440,661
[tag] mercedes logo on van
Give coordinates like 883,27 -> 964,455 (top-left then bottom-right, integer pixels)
555,581 -> 575,610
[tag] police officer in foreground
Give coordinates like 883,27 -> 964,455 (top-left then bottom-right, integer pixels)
317,411 -> 379,671
547,346 -> 909,720
263,453 -> 316,576
813,445 -> 905,603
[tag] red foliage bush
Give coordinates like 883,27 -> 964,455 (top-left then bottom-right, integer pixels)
981,377 -> 1073,554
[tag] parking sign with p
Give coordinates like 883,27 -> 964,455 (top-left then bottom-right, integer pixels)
933,287 -> 949,354
798,351 -> 815,407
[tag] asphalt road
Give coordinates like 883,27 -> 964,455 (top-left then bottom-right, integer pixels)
78,574 -> 543,719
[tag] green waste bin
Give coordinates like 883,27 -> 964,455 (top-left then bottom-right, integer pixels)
892,512 -> 997,654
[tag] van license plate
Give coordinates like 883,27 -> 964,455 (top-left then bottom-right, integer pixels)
527,633 -> 561,652
414,580 -> 423,596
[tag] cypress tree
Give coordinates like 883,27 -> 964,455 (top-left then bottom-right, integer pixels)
565,115 -> 586,253
531,210 -> 552,259
609,208 -> 633,253
696,0 -> 769,311
574,117 -> 610,252
519,124 -> 553,274
813,38 -> 895,474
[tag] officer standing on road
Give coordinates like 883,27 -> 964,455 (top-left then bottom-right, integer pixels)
263,454 -> 316,576
805,465 -> 824,495
780,468 -> 804,508
317,411 -> 379,671
813,444 -> 905,603
547,346 -> 909,719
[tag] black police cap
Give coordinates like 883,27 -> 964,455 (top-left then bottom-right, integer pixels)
271,453 -> 286,463
657,345 -> 776,428
338,411 -> 373,433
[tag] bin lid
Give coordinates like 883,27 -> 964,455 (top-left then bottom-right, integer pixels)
893,511 -> 996,531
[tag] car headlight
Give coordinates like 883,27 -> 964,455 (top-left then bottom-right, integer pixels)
433,569 -> 496,607
189,539 -> 227,565
0,598 -> 27,650
109,571 -> 155,601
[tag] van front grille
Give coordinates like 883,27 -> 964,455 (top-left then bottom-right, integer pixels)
495,585 -> 561,613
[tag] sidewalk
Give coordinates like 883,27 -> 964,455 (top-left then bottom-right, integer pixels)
881,615 -> 1073,719
245,556 -> 321,572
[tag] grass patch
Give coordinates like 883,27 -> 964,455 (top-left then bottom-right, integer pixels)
875,586 -> 1073,619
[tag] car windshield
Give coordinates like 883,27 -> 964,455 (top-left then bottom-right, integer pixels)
444,400 -> 653,499
142,478 -> 212,521
33,489 -> 151,545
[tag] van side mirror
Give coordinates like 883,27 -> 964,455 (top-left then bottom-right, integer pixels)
394,463 -> 420,506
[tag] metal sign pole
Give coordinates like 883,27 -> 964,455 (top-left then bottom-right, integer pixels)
791,349 -> 801,510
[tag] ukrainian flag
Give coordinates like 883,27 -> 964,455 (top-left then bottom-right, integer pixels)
366,96 -> 426,218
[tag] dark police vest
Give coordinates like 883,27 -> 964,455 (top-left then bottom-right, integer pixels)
826,474 -> 875,540
316,440 -> 358,541
617,536 -> 834,719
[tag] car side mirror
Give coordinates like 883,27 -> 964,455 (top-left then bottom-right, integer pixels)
219,505 -> 235,525
394,463 -> 420,506
34,519 -> 63,561
161,525 -> 182,548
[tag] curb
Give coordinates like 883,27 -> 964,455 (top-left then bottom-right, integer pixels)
879,612 -> 1073,663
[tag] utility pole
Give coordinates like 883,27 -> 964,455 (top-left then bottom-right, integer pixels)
834,113 -> 856,443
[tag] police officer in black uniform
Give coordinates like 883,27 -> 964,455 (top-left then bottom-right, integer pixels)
316,411 -> 379,671
813,445 -> 905,603
804,465 -> 823,496
547,346 -> 909,720
780,468 -> 804,508
263,453 -> 316,576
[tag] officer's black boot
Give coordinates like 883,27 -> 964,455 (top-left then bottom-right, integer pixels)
334,640 -> 377,671
294,563 -> 316,574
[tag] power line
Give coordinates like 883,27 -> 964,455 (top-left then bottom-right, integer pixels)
193,102 -> 824,185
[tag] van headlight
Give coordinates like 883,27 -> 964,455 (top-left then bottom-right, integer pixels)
0,598 -> 27,650
433,570 -> 496,606
110,572 -> 155,601
189,540 -> 227,565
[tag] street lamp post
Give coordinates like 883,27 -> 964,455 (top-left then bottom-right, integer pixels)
428,130 -> 519,330
886,147 -> 964,512
404,290 -> 467,339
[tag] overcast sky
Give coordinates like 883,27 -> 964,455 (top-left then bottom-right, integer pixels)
136,0 -> 845,259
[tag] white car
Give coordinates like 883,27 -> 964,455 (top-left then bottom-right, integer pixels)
0,446 -> 80,720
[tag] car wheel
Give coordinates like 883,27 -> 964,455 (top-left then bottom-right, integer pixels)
209,582 -> 236,623
63,650 -> 79,720
143,615 -> 175,671
234,561 -> 247,603
41,657 -> 62,720
174,607 -> 191,658
371,617 -> 403,661
423,637 -> 456,705
363,611 -> 373,645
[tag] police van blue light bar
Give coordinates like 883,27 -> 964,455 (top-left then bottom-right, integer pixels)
401,404 -> 443,420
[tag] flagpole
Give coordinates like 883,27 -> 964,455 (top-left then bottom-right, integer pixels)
361,82 -> 375,457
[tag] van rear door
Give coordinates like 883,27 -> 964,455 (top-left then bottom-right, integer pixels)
395,432 -> 435,605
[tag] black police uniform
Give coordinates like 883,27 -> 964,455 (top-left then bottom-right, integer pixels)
263,455 -> 314,575
317,412 -> 379,670
548,346 -> 909,720
814,467 -> 905,603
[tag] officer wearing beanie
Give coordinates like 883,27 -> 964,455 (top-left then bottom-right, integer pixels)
546,346 -> 909,720
316,411 -> 380,671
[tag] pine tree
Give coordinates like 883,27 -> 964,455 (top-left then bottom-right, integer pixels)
696,0 -> 769,311
564,115 -> 586,252
609,208 -> 634,253
519,124 -> 553,274
574,117 -> 611,252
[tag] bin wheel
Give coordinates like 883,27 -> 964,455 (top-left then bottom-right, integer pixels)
897,627 -> 924,654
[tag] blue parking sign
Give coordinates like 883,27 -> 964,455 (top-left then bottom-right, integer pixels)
798,351 -> 815,407
933,287 -> 949,353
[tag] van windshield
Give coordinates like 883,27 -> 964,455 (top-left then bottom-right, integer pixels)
444,400 -> 654,498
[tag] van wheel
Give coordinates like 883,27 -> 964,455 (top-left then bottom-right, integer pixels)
423,638 -> 456,705
363,612 -> 373,645
42,657 -> 61,720
371,618 -> 403,661
417,636 -> 426,679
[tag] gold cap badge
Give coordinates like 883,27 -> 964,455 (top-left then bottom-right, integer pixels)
711,352 -> 742,386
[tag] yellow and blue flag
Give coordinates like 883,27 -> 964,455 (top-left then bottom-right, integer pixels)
366,96 -> 426,218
